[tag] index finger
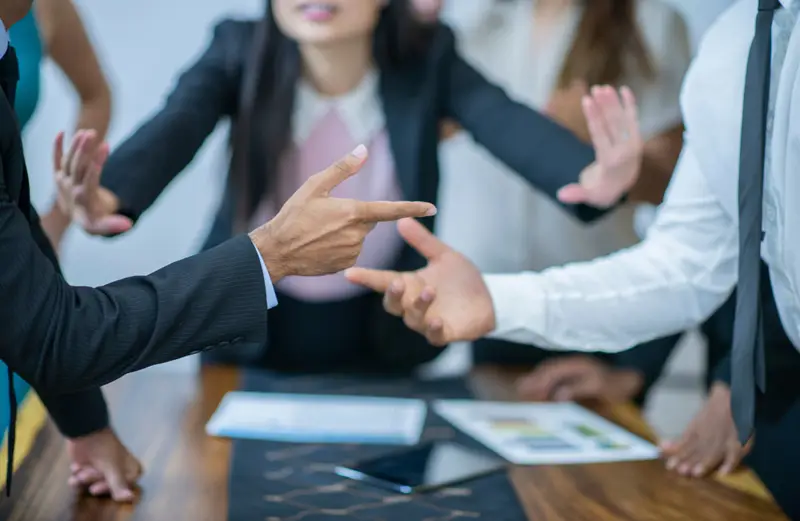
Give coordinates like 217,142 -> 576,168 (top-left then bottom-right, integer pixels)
358,200 -> 437,223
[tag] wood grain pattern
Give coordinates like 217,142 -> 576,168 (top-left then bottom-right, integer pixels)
0,366 -> 787,521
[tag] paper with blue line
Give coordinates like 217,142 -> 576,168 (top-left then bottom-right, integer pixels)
206,392 -> 427,445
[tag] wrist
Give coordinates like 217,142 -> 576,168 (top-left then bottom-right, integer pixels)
606,368 -> 644,402
249,224 -> 288,283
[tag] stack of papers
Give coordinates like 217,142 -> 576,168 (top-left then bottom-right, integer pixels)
433,400 -> 659,465
206,392 -> 427,445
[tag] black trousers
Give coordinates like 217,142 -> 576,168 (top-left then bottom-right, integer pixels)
201,290 -> 390,373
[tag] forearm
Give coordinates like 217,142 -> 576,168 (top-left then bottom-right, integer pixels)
1,196 -> 269,395
483,145 -> 737,352
39,388 -> 109,438
74,85 -> 112,142
38,207 -> 71,255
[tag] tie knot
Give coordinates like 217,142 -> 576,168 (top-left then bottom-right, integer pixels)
760,0 -> 781,11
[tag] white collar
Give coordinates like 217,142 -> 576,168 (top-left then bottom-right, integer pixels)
292,69 -> 384,145
0,18 -> 8,60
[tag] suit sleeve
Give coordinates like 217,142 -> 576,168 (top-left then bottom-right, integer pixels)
100,20 -> 250,221
436,25 -> 607,222
27,208 -> 110,438
0,170 -> 268,396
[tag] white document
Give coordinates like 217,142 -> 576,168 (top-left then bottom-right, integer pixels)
206,392 -> 427,445
433,400 -> 659,465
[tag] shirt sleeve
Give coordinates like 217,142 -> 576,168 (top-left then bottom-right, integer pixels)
483,143 -> 738,352
251,241 -> 278,309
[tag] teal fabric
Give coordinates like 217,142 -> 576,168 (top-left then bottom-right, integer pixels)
9,10 -> 43,129
2,10 -> 43,439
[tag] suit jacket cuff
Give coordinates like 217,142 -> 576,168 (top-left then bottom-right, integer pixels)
712,353 -> 732,385
40,388 -> 110,439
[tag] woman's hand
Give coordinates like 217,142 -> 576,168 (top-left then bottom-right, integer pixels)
557,85 -> 643,208
53,130 -> 131,236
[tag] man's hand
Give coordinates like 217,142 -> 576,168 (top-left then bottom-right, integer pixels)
250,145 -> 436,282
66,427 -> 143,502
345,218 -> 493,345
557,85 -> 643,208
516,355 -> 644,403
660,383 -> 752,477
54,130 -> 131,236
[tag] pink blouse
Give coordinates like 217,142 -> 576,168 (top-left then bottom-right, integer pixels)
249,71 -> 404,302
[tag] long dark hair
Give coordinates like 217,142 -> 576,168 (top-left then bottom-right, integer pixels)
556,0 -> 654,89
230,0 -> 432,225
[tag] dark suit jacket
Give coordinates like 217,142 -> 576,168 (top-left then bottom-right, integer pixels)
0,48 -> 269,397
99,20 -> 606,371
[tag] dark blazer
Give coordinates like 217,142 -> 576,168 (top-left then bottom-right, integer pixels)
0,48 -> 111,495
0,47 -> 269,396
99,20 -> 607,372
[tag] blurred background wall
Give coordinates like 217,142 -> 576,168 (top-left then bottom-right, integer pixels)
21,0 -> 736,434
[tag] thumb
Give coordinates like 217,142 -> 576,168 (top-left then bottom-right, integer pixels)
556,183 -> 591,204
310,144 -> 368,196
397,218 -> 450,260
344,267 -> 399,293
86,214 -> 134,236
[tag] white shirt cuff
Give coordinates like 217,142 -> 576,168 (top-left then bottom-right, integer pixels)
251,241 -> 279,309
482,273 -> 546,346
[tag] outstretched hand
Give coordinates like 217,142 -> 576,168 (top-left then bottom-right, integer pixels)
54,130 -> 131,236
557,85 -> 642,208
250,146 -> 437,281
345,218 -> 494,345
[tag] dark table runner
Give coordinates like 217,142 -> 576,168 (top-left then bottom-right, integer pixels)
228,370 -> 528,520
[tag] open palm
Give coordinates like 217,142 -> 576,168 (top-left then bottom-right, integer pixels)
557,85 -> 643,208
53,130 -> 132,236
346,219 -> 495,345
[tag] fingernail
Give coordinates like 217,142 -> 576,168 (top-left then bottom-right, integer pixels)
666,458 -> 676,469
692,465 -> 704,477
351,144 -> 367,159
420,289 -> 433,302
390,280 -> 403,293
425,206 -> 437,216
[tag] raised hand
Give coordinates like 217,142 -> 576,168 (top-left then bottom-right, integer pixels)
54,129 -> 131,236
345,218 -> 494,346
249,145 -> 437,281
557,85 -> 643,208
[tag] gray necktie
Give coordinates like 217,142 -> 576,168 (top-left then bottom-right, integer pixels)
730,0 -> 781,445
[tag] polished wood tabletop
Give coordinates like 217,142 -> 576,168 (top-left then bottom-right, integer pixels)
0,366 -> 787,521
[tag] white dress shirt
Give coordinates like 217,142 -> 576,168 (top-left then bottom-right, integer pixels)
483,0 -> 800,353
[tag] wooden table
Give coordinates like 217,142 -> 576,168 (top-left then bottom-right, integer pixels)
0,366 -> 787,521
